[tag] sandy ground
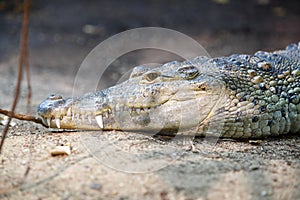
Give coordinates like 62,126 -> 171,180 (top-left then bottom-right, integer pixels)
0,1 -> 300,199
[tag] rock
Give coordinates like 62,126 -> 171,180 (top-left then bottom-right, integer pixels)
50,145 -> 71,156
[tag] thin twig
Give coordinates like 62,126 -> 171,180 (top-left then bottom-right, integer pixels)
0,109 -> 44,126
25,32 -> 31,106
0,0 -> 30,154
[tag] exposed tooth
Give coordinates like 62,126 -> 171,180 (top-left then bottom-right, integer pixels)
47,118 -> 51,127
108,109 -> 112,114
95,115 -> 104,129
55,118 -> 61,129
88,116 -> 92,124
104,112 -> 108,118
136,108 -> 141,114
67,108 -> 72,117
129,108 -> 133,113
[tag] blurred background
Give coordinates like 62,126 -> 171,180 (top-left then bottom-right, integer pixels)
0,0 -> 299,110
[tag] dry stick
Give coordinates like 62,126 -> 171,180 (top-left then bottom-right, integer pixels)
0,0 -> 30,154
25,33 -> 31,106
0,109 -> 44,126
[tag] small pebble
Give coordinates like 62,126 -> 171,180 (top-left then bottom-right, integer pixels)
50,145 -> 71,156
260,190 -> 268,196
90,182 -> 102,191
249,140 -> 262,145
0,116 -> 17,127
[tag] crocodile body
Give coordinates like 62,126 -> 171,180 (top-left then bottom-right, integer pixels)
38,42 -> 300,138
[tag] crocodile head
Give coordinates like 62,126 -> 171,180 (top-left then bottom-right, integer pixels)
37,57 -> 225,134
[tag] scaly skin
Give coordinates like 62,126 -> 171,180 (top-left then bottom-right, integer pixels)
37,42 -> 300,138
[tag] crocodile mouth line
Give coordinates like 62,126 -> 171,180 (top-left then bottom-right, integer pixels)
42,100 -> 170,130
94,105 -> 160,129
41,87 -> 210,130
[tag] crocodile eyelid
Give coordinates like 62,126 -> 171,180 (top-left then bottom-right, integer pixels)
130,65 -> 151,78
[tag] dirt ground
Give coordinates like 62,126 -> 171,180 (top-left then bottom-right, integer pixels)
0,0 -> 300,199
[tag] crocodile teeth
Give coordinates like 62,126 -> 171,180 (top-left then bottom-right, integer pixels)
95,115 -> 104,129
88,116 -> 92,124
55,118 -> 61,129
136,108 -> 141,114
129,108 -> 133,113
104,112 -> 108,118
47,118 -> 51,127
67,108 -> 72,117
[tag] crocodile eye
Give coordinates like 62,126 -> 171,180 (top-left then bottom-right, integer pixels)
178,65 -> 199,80
142,72 -> 160,83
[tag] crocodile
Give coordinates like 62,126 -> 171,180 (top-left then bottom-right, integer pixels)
37,42 -> 300,138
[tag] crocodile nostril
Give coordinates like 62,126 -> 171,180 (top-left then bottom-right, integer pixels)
48,94 -> 63,100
